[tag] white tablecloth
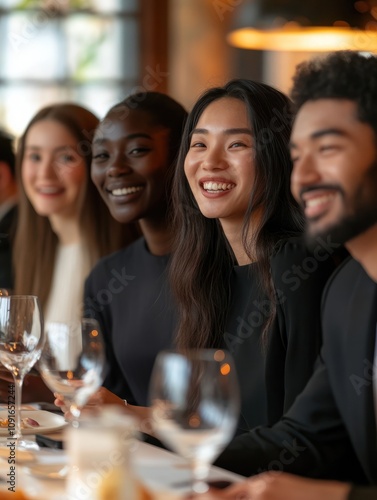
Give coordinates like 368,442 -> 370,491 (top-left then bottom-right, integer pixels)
0,439 -> 242,499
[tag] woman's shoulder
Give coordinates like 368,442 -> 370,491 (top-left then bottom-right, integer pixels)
271,235 -> 309,263
271,234 -> 342,265
87,237 -> 145,278
86,236 -> 171,284
270,234 -> 341,292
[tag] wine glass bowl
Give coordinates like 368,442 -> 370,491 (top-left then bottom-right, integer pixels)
39,318 -> 105,424
0,338 -> 41,378
149,349 -> 240,493
0,295 -> 44,446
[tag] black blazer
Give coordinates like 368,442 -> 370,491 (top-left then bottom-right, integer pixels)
0,205 -> 16,289
216,258 -> 377,498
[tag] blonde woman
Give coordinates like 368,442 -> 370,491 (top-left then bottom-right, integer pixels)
0,103 -> 137,403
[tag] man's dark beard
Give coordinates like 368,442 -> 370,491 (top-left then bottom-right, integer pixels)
304,159 -> 377,250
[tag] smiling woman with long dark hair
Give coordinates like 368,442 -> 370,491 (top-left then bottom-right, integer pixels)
169,79 -> 339,430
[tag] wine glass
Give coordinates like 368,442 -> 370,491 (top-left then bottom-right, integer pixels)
38,318 -> 105,427
149,349 -> 240,494
0,295 -> 44,448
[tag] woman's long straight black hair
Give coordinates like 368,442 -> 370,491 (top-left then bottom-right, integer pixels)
170,79 -> 304,350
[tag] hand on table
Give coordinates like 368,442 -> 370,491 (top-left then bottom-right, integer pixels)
54,386 -> 152,428
189,472 -> 352,500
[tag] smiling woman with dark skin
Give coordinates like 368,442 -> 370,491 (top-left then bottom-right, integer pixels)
91,102 -> 173,255
55,92 -> 188,417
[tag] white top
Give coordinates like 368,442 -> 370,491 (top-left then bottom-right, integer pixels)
44,242 -> 91,325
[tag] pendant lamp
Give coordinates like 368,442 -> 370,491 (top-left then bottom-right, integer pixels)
227,0 -> 377,52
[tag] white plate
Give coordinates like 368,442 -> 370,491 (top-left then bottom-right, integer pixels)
0,410 -> 66,435
23,463 -> 69,480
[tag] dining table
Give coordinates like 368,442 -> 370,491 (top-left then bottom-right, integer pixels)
0,406 -> 243,500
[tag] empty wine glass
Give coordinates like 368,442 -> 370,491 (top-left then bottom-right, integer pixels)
39,318 -> 105,427
0,295 -> 44,448
149,349 -> 240,494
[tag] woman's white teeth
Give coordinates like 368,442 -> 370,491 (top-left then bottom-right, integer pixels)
202,181 -> 234,192
112,186 -> 143,196
38,187 -> 61,194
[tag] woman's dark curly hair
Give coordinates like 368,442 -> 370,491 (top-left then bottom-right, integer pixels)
291,50 -> 377,136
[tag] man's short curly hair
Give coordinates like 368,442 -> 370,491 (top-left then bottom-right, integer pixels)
290,51 -> 377,136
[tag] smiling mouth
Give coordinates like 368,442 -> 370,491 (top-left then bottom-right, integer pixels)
305,193 -> 335,209
108,186 -> 144,196
202,181 -> 235,193
303,192 -> 337,219
37,187 -> 63,195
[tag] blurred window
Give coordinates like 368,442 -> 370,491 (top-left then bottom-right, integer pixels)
0,0 -> 140,134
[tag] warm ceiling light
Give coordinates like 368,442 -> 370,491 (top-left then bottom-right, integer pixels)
227,0 -> 377,52
228,26 -> 377,52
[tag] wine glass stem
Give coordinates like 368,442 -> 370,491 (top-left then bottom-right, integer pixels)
191,460 -> 210,494
13,376 -> 24,439
69,403 -> 81,429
